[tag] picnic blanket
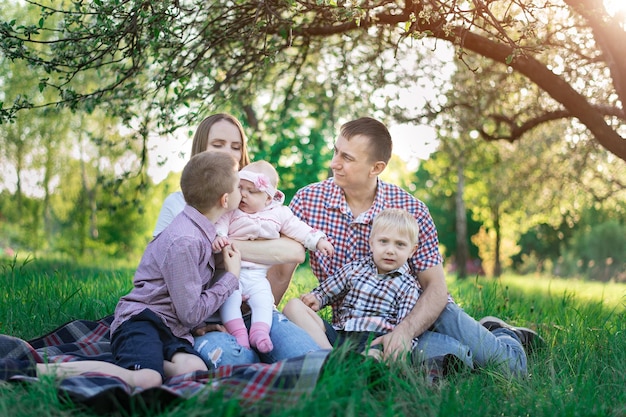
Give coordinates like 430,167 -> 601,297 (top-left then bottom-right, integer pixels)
1,315 -> 329,414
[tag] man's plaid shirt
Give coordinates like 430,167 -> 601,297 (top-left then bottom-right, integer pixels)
289,177 -> 445,318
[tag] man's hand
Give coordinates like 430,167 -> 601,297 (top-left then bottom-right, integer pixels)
371,327 -> 414,361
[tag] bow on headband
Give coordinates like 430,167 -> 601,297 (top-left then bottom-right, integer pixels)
239,170 -> 285,204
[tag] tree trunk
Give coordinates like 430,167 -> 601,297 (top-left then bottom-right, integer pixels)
455,160 -> 469,279
493,207 -> 502,278
450,29 -> 626,161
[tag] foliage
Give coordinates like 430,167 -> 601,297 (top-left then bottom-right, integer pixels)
567,219 -> 626,281
512,205 -> 626,281
411,49 -> 626,279
2,0 -> 625,280
412,155 -> 483,261
1,0 -> 626,162
513,221 -> 575,270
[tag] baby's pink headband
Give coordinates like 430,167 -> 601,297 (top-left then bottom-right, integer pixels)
239,170 -> 285,203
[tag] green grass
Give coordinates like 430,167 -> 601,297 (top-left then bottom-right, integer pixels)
1,257 -> 625,417
0,256 -> 133,339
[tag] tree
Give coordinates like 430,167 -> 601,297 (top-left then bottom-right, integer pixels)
413,150 -> 484,273
1,0 -> 625,162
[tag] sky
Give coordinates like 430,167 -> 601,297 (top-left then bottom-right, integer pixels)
604,0 -> 626,19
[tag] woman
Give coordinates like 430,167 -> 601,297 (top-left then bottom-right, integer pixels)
153,113 -> 250,236
153,113 -> 320,368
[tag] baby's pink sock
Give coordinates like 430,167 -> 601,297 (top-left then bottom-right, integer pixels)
249,322 -> 273,353
224,318 -> 250,349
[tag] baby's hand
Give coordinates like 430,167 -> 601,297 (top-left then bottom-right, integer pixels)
222,243 -> 241,279
212,236 -> 230,253
300,293 -> 320,312
316,238 -> 335,257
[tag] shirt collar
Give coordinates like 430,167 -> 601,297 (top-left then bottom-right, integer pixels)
325,178 -> 388,224
183,204 -> 217,241
325,178 -> 346,211
366,256 -> 411,278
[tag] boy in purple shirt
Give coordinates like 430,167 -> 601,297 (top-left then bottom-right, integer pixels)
1,152 -> 243,388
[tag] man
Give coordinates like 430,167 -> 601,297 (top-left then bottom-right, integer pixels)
271,117 -> 542,376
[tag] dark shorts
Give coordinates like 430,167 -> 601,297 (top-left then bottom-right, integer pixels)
336,331 -> 385,352
323,320 -> 384,353
111,308 -> 202,379
323,319 -> 338,345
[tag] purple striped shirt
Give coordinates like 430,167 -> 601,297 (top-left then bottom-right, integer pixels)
110,205 -> 238,345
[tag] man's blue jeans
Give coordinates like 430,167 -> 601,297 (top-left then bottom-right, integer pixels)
431,303 -> 528,376
194,303 -> 527,377
194,310 -> 321,369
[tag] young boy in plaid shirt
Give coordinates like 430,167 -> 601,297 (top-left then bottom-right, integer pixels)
287,208 -> 421,360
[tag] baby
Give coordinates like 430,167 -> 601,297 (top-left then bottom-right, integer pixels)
213,160 -> 334,352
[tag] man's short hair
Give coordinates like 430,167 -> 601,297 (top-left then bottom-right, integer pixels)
181,152 -> 238,213
371,208 -> 420,246
340,117 -> 392,163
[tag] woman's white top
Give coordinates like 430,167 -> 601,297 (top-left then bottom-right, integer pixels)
153,191 -> 185,236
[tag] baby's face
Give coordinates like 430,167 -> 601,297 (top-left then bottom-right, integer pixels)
238,179 -> 270,214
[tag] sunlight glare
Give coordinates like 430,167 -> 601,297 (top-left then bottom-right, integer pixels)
604,0 -> 626,22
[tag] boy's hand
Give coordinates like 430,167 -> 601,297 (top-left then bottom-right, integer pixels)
222,243 -> 241,278
300,293 -> 320,311
212,236 -> 230,253
316,238 -> 335,257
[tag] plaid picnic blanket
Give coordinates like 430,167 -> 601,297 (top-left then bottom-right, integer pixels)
1,316 -> 329,413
